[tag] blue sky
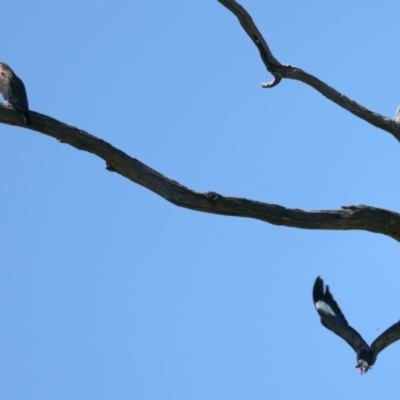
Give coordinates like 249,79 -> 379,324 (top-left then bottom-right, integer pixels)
1,1 -> 400,399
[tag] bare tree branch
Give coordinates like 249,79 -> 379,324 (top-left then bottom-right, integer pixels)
218,0 -> 400,143
2,105 -> 400,242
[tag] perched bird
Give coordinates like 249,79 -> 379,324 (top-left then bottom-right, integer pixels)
313,276 -> 400,374
0,62 -> 32,125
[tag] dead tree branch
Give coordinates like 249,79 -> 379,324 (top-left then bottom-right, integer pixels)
2,104 -> 400,242
218,0 -> 400,143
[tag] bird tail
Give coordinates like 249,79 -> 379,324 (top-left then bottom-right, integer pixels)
23,112 -> 32,125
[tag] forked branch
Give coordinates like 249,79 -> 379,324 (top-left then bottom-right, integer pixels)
218,0 -> 400,143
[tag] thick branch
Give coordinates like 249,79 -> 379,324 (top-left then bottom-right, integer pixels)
218,0 -> 400,143
2,105 -> 400,242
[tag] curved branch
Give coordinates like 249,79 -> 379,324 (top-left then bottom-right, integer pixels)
2,105 -> 400,242
218,0 -> 400,142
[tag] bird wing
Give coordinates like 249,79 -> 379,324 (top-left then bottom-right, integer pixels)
313,276 -> 370,354
370,320 -> 400,355
8,74 -> 29,113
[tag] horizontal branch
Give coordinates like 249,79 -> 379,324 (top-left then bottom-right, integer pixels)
218,0 -> 400,143
2,105 -> 400,242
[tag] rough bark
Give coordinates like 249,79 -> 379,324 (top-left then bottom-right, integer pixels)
1,103 -> 399,242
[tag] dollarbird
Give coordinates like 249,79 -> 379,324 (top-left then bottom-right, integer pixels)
0,62 -> 32,125
313,276 -> 400,375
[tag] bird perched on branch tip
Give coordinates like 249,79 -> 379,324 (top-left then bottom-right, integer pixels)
0,62 -> 32,125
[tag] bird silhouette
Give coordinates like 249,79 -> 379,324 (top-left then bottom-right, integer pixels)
313,276 -> 400,374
